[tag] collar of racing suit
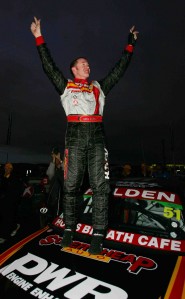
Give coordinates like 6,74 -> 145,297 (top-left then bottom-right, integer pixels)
74,78 -> 89,85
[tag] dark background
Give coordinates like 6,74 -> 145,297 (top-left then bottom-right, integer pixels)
0,0 -> 184,165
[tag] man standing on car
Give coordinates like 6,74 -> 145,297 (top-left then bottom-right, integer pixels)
30,17 -> 139,254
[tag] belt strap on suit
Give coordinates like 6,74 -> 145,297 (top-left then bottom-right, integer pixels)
67,115 -> 103,122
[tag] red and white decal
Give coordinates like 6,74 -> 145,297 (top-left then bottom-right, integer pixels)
52,218 -> 185,253
113,188 -> 181,205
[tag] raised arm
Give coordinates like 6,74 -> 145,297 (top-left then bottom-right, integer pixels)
98,25 -> 139,96
30,16 -> 68,95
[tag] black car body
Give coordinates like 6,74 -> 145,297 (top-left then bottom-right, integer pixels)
0,176 -> 185,299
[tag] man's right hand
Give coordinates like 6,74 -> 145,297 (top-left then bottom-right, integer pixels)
30,16 -> 42,38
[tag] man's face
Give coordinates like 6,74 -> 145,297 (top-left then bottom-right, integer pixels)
4,163 -> 13,176
72,58 -> 90,79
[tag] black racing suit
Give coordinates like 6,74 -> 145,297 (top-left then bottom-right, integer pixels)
36,35 -> 135,233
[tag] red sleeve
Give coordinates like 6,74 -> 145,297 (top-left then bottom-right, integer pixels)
35,36 -> 45,46
124,44 -> 134,53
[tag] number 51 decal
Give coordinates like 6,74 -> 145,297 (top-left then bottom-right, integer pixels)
163,207 -> 181,221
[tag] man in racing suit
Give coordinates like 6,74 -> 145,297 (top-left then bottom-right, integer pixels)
30,17 -> 139,254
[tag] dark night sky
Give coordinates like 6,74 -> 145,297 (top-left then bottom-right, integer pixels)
0,0 -> 184,164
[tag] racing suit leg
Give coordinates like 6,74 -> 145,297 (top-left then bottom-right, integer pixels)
88,123 -> 110,233
63,123 -> 87,230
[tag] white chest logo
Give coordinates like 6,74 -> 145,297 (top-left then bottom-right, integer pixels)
72,98 -> 78,105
